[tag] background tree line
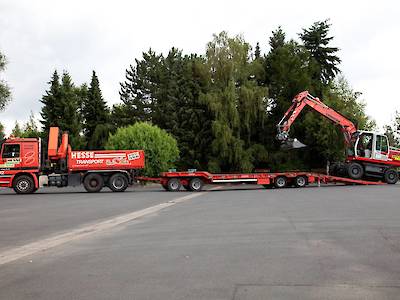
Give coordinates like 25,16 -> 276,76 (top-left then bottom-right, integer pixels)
1,20 -> 400,172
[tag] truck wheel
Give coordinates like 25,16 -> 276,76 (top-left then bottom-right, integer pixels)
294,176 -> 307,188
347,162 -> 364,180
109,173 -> 128,192
274,176 -> 287,188
167,178 -> 181,191
13,175 -> 36,194
384,169 -> 399,184
188,178 -> 203,192
83,173 -> 104,193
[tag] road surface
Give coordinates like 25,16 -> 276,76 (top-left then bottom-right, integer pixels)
0,184 -> 400,299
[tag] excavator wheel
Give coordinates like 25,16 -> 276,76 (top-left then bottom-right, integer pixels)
347,162 -> 364,180
384,169 -> 399,184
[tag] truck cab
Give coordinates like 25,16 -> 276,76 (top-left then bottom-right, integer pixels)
0,137 -> 41,193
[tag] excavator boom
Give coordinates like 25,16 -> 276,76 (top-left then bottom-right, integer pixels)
277,91 -> 358,148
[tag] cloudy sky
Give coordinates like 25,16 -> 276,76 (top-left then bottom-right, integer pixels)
0,0 -> 399,134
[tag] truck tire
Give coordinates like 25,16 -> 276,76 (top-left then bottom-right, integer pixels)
83,173 -> 104,193
384,169 -> 399,184
109,173 -> 128,192
347,162 -> 364,180
167,178 -> 181,191
294,176 -> 307,188
188,178 -> 203,192
13,175 -> 36,194
274,176 -> 287,188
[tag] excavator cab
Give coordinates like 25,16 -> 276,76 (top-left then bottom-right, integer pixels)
353,131 -> 390,161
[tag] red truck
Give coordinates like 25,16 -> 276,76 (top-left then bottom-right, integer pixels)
0,127 -> 144,194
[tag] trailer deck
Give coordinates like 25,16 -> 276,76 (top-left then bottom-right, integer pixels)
137,171 -> 385,192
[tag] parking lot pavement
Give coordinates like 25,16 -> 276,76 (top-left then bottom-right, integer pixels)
0,184 -> 400,299
0,184 -> 189,252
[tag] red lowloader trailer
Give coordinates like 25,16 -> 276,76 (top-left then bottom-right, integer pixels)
0,127 -> 144,194
138,170 -> 385,192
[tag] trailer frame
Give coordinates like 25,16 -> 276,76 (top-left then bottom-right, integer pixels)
137,170 -> 385,192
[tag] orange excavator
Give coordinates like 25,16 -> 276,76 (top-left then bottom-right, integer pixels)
277,91 -> 400,184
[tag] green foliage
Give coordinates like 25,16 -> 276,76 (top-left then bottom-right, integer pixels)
11,122 -> 23,137
116,48 -> 212,170
40,71 -> 84,148
82,71 -> 111,149
254,42 -> 261,59
384,112 -> 400,148
302,77 -> 374,163
200,31 -> 269,172
10,113 -> 41,138
23,113 -> 41,138
106,122 -> 179,177
0,122 -> 4,140
0,51 -> 11,111
299,20 -> 341,85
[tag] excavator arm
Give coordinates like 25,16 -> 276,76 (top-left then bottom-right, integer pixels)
276,91 -> 358,147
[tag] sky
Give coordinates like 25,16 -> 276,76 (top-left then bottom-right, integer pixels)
0,0 -> 399,134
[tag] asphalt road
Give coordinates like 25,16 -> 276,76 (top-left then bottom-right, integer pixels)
0,184 -> 400,299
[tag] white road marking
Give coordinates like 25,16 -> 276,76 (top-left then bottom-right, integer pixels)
0,190 -> 215,266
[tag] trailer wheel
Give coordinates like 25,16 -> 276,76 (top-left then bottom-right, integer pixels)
347,162 -> 364,180
13,175 -> 36,194
109,173 -> 128,192
384,169 -> 399,184
167,178 -> 181,191
294,176 -> 307,188
274,176 -> 287,188
188,178 -> 203,192
161,184 -> 169,191
83,173 -> 104,193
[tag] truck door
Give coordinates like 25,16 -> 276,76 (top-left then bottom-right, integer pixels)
0,143 -> 22,169
374,135 -> 389,161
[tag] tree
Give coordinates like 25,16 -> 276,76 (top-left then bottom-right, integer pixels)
115,49 -> 212,170
117,49 -> 163,127
40,71 -> 83,148
11,121 -> 23,137
21,112 -> 41,138
40,71 -> 61,132
384,112 -> 400,148
254,42 -> 261,59
0,50 -> 11,111
10,113 -> 41,138
269,26 -> 285,51
82,71 -> 110,149
201,31 -> 268,172
264,29 -> 316,165
106,122 -> 179,177
0,122 -> 4,140
299,20 -> 341,85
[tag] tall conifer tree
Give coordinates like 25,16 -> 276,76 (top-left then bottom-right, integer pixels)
82,71 -> 110,149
